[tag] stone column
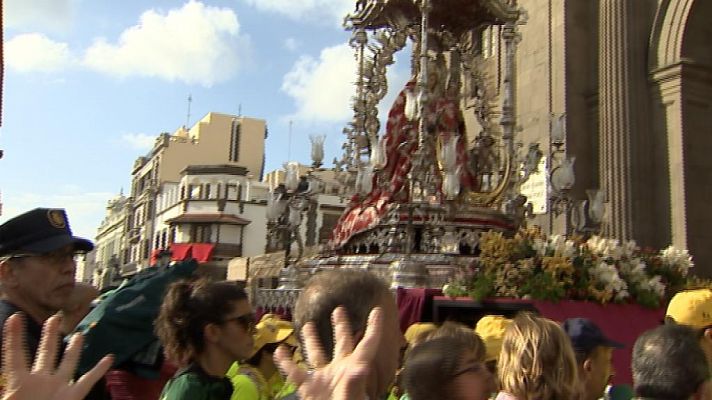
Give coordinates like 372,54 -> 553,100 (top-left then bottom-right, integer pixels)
598,0 -> 634,240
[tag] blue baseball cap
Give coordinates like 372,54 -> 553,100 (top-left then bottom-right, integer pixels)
563,318 -> 624,355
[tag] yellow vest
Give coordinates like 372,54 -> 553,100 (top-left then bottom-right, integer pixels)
227,363 -> 268,400
227,362 -> 297,400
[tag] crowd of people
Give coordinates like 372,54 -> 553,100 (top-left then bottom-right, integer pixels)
1,207 -> 712,400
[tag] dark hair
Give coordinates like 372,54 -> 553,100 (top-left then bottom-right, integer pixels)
573,349 -> 594,365
293,269 -> 390,361
633,324 -> 708,400
425,321 -> 487,362
401,336 -> 468,400
245,342 -> 281,367
155,278 -> 248,366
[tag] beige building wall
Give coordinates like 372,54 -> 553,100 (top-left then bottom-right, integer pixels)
156,113 -> 266,182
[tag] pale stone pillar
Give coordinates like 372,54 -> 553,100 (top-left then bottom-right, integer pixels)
598,0 -> 634,240
651,65 -> 686,250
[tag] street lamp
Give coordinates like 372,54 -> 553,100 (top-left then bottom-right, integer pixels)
548,112 -> 576,232
547,113 -> 605,235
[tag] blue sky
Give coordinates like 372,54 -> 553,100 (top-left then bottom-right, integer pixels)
0,0 -> 409,240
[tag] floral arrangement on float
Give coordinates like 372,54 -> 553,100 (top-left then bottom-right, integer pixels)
443,228 -> 696,308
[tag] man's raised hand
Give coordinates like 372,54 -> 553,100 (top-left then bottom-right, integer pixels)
1,313 -> 113,400
275,306 -> 383,400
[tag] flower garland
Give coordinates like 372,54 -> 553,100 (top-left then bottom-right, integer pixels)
442,228 -> 696,308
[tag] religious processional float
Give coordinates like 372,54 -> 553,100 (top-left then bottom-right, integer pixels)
252,0 -> 698,313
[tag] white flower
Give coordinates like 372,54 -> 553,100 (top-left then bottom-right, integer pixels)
622,259 -> 647,283
615,289 -> 630,301
550,235 -> 565,248
660,246 -> 694,276
532,238 -> 547,256
561,240 -> 576,258
591,262 -> 628,295
587,236 -> 605,253
647,275 -> 666,297
587,236 -> 624,260
624,240 -> 638,257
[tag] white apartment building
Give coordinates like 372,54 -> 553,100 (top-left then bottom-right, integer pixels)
92,111 -> 347,280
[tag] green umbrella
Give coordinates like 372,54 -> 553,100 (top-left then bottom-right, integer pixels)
74,260 -> 198,376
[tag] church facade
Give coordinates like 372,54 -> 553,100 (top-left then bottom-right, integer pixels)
484,0 -> 712,275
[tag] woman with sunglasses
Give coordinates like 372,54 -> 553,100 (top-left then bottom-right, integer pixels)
156,279 -> 255,400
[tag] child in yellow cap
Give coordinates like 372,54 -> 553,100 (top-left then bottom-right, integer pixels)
227,314 -> 299,400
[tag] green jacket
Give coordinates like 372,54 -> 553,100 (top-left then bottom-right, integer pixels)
160,364 -> 233,400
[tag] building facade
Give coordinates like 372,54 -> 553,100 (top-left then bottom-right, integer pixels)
92,193 -> 131,285
126,112 -> 267,271
473,0 -> 712,275
92,111 -> 346,280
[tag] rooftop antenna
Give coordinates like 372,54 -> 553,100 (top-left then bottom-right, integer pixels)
186,94 -> 192,128
287,120 -> 293,162
238,103 -> 242,117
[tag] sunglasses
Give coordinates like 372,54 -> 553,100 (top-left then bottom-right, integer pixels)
223,313 -> 256,332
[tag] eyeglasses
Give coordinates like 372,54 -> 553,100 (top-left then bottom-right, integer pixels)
223,313 -> 256,333
6,249 -> 83,264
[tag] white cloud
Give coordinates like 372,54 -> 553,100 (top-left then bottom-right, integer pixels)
284,37 -> 300,52
82,1 -> 246,87
0,190 -> 116,241
4,0 -> 74,32
282,43 -> 412,124
243,0 -> 353,24
282,43 -> 356,122
121,133 -> 156,151
5,33 -> 74,73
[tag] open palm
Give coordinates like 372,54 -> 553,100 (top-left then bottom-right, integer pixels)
274,306 -> 382,400
2,313 -> 113,400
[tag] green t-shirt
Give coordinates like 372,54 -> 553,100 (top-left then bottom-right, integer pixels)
160,364 -> 233,400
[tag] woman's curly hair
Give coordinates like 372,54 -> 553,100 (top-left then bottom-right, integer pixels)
498,312 -> 580,400
155,278 -> 248,366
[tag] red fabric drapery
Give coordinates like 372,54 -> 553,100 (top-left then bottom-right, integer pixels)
149,249 -> 163,266
190,243 -> 215,263
396,287 -> 443,333
169,244 -> 192,261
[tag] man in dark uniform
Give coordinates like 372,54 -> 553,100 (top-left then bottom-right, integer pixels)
0,208 -> 96,388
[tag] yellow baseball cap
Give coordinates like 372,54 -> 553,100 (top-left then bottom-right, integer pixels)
666,289 -> 712,328
475,315 -> 512,362
250,314 -> 298,357
404,322 -> 438,345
